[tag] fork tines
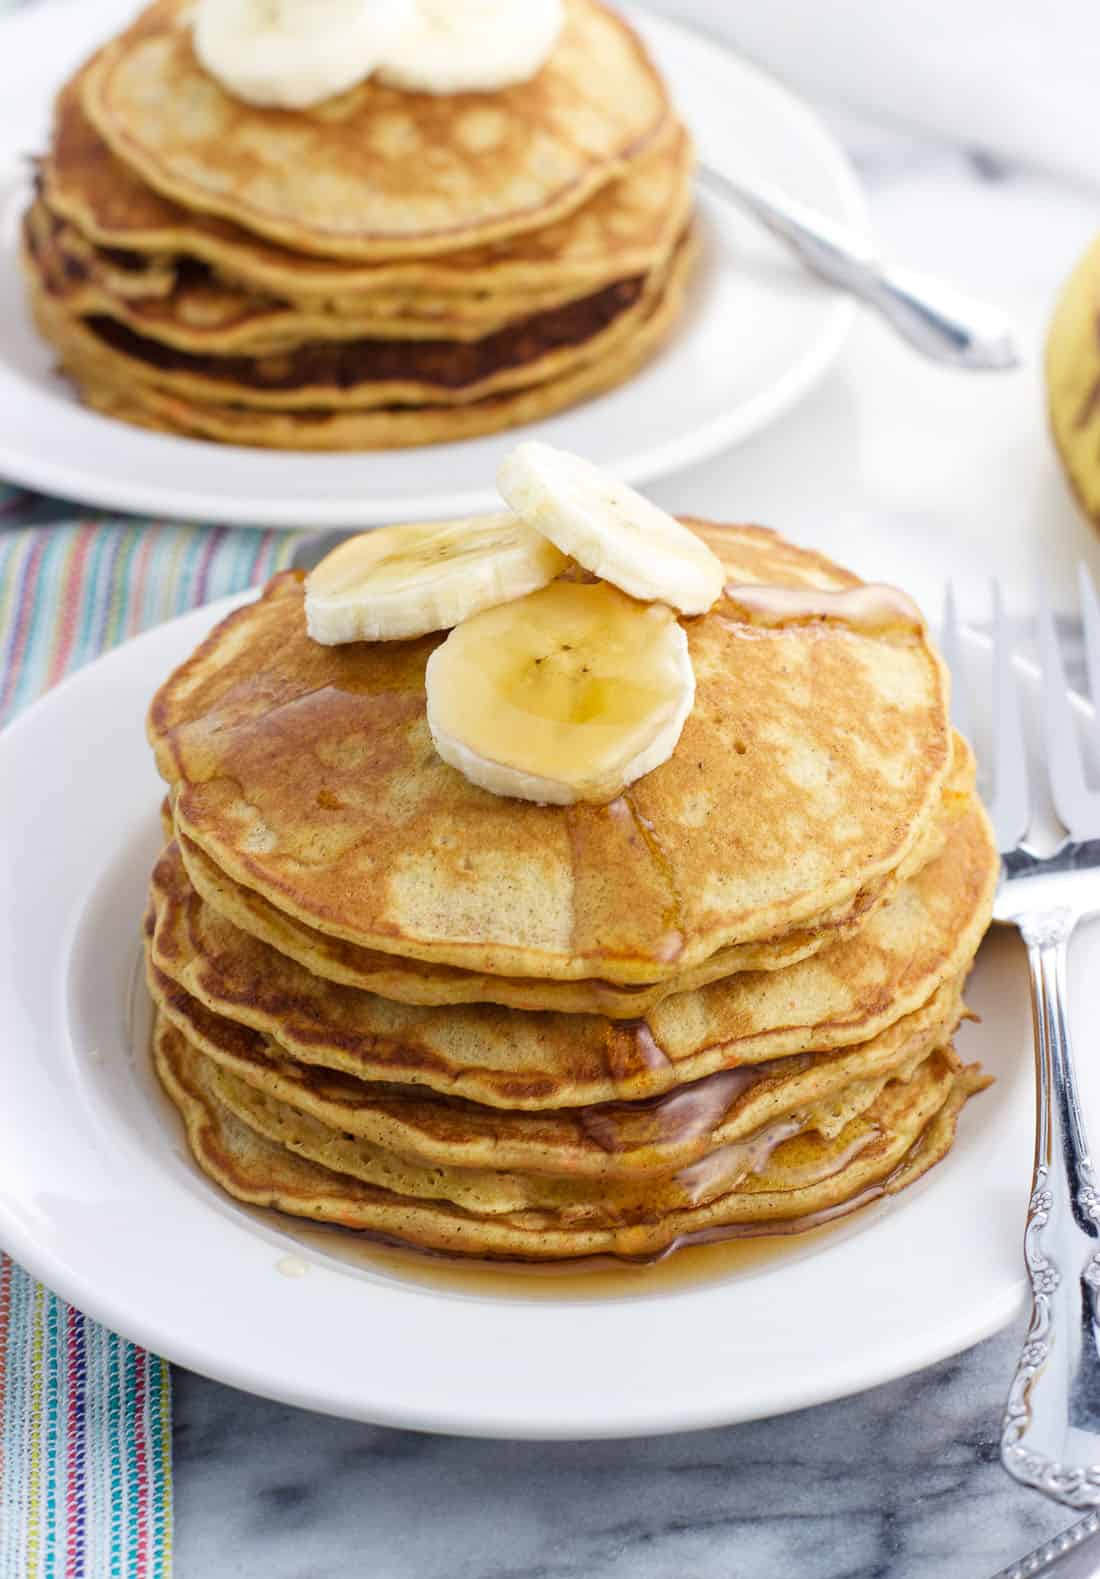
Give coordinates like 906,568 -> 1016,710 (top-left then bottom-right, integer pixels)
942,568 -> 1100,854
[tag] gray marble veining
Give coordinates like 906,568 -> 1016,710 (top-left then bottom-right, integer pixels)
171,1320 -> 1092,1579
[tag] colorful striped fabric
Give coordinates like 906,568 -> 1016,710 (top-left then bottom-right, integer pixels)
0,489 -> 309,1576
0,505 -> 305,727
0,1260 -> 171,1579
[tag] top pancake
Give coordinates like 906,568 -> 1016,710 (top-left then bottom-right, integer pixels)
149,522 -> 953,984
80,0 -> 670,261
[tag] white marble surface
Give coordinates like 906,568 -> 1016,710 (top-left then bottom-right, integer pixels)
171,1318 -> 1089,1579
165,95 -> 1100,1579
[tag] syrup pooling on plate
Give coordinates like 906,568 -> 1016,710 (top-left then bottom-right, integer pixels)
277,1205 -> 877,1298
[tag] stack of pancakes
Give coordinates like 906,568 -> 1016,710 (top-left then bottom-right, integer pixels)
23,0 -> 694,450
142,520 -> 997,1264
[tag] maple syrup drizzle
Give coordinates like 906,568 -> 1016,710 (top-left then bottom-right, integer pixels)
673,1116 -> 806,1206
605,793 -> 686,965
628,796 -> 687,963
623,1019 -> 672,1073
577,1064 -> 765,1154
721,582 -> 924,635
672,1121 -> 880,1210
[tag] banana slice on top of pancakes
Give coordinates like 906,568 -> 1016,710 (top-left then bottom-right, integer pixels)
305,443 -> 724,803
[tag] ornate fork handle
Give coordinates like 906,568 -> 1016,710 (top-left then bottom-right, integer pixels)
1001,905 -> 1100,1505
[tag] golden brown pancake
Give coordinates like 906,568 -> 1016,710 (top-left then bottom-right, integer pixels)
81,0 -> 670,260
148,954 -> 964,1179
154,1013 -> 987,1261
41,80 -> 693,306
207,1049 -> 926,1222
25,216 -> 684,409
172,736 -> 970,1014
145,793 -> 996,1108
29,200 -> 642,350
148,526 -> 954,982
29,1 -> 697,448
26,232 -> 695,449
139,511 -> 994,1265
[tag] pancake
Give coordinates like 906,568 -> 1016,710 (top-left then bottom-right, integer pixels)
1046,231 -> 1100,528
45,294 -> 681,449
208,1044 -> 919,1220
173,736 -> 970,1014
154,1013 -> 987,1261
148,526 -> 954,982
32,207 -> 181,302
81,0 -> 670,261
27,231 -> 694,449
31,201 -> 651,351
148,956 -> 965,1178
31,1 -> 695,446
157,987 -> 911,1221
146,794 -> 996,1108
26,220 -> 685,409
42,81 -> 693,306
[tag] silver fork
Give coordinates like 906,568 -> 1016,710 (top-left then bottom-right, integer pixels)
944,571 -> 1100,1507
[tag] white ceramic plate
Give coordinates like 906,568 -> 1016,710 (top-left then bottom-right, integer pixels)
0,0 -> 864,528
0,600 -> 1085,1439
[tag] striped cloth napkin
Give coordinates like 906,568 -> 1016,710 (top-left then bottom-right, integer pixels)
0,480 -> 309,1577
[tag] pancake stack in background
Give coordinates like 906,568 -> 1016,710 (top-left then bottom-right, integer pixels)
22,0 -> 695,450
142,514 -> 997,1265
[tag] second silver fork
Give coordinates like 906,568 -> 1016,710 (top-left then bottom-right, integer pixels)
944,571 -> 1100,1508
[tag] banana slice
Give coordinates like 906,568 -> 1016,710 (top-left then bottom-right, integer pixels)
194,0 -> 416,110
425,580 -> 695,804
377,0 -> 563,95
498,442 -> 726,617
305,513 -> 566,644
